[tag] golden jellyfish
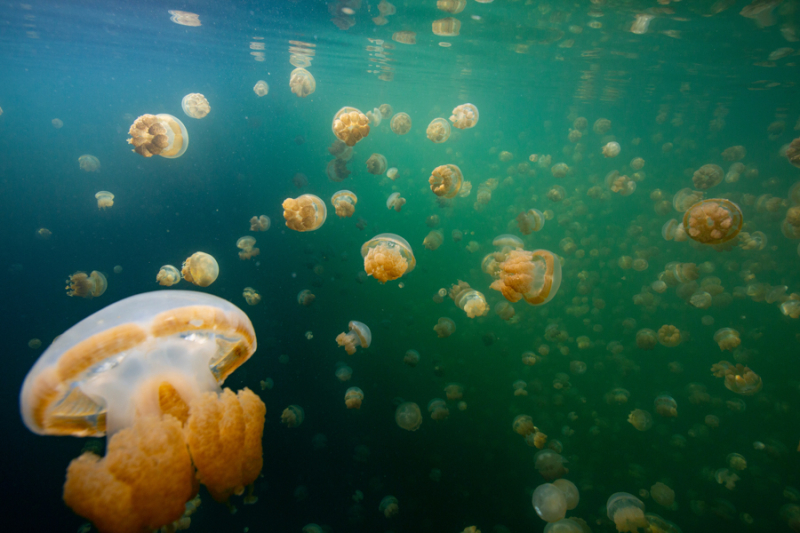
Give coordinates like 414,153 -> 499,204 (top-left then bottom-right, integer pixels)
366,153 -> 388,175
236,236 -> 259,260
78,155 -> 100,172
423,230 -> 444,250
607,493 -> 647,533
605,388 -> 630,405
28,338 -> 42,349
532,483 -> 567,523
127,114 -> 189,158
450,103 -> 479,129
434,317 -> 456,338
250,215 -> 270,231
181,93 -> 210,119
361,233 -> 416,283
517,209 -> 545,235
395,402 -> 422,431
692,164 -> 724,190
379,103 -> 393,118
426,118 -> 451,143
336,321 -> 371,355
630,157 -> 645,170
786,138 -> 800,168
392,31 -> 416,44
379,495 -> 399,517
628,409 -> 653,431
654,395 -> 677,417
428,398 -> 449,420
513,414 -> 535,436
490,249 -> 562,306
386,192 -> 406,212
366,107 -> 382,127
673,188 -> 704,212
390,112 -> 411,135
20,291 -> 264,529
715,468 -> 739,490
437,0 -> 465,13
66,271 -> 107,299
593,118 -> 611,135
492,234 -> 524,249
36,227 -> 52,240
727,452 -> 747,471
332,190 -> 357,218
657,325 -> 681,347
714,328 -> 741,351
449,280 -> 489,318
297,289 -> 315,306
335,364 -> 352,382
345,387 -> 364,409
156,265 -> 181,286
711,361 -> 763,395
683,198 -> 743,245
332,107 -> 370,146
52,118 -> 63,128
253,80 -> 269,96
535,449 -> 568,480
289,68 -> 316,97
722,145 -> 746,161
404,349 -> 420,366
283,194 -> 327,232
602,141 -> 621,158
551,163 -> 569,179
181,252 -> 219,287
650,483 -> 675,509
513,380 -> 528,396
386,167 -> 398,180
168,10 -> 201,26
432,17 -> 461,36
242,287 -> 261,306
429,164 -> 464,198
281,405 -> 305,428
95,191 -> 114,210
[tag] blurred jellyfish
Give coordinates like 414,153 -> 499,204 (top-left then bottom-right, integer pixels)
281,405 -> 304,428
297,289 -> 315,306
607,493 -> 647,533
714,328 -> 741,351
181,252 -> 219,287
711,361 -> 763,395
657,325 -> 681,347
715,468 -> 739,490
424,230 -> 444,250
427,118 -> 451,143
289,68 -> 316,97
395,402 -> 422,431
449,281 -> 488,318
428,398 -> 450,420
404,349 -> 420,366
253,80 -> 269,96
386,192 -> 406,212
366,153 -> 388,175
692,164 -> 724,190
628,409 -> 653,431
654,395 -> 677,417
35,228 -> 52,240
283,194 -> 327,232
156,265 -> 181,286
250,215 -> 270,231
336,321 -> 371,355
517,209 -> 545,235
450,103 -> 479,129
512,380 -> 528,396
390,112 -> 411,135
602,142 -> 621,158
535,449 -> 568,480
434,317 -> 456,337
650,483 -> 675,509
52,118 -> 63,128
335,364 -> 353,381
683,199 -> 743,245
242,287 -> 261,306
444,383 -> 463,400
66,271 -> 107,298
379,495 -> 399,517
237,236 -> 260,260
95,191 -> 114,210
495,301 -> 515,321
345,387 -> 364,409
181,93 -> 210,119
532,483 -> 567,523
332,190 -> 358,218
361,234 -> 416,283
79,155 -> 100,172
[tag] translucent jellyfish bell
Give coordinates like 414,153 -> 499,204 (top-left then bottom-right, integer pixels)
181,93 -> 211,119
606,493 -> 647,533
127,114 -> 189,158
336,321 -> 372,355
283,194 -> 327,232
361,233 -> 416,283
332,190 -> 358,218
156,265 -> 181,286
345,387 -> 364,409
95,191 -> 114,210
491,249 -> 562,305
683,198 -> 743,245
426,118 -> 451,143
66,271 -> 107,299
253,80 -> 269,96
20,291 -> 257,437
395,402 -> 422,431
429,164 -> 463,198
532,483 -> 567,523
289,68 -> 316,98
181,252 -> 219,287
450,103 -> 479,129
390,112 -> 412,135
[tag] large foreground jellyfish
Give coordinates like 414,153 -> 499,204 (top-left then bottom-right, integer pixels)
429,164 -> 463,198
361,234 -> 416,283
450,103 -> 479,129
283,194 -> 327,232
289,68 -> 316,97
683,198 -> 743,245
127,114 -> 189,158
332,107 -> 370,146
490,249 -> 562,305
19,292 -> 265,532
181,93 -> 211,119
66,271 -> 107,299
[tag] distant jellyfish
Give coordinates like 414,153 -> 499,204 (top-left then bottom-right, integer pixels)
335,364 -> 352,381
181,252 -> 219,287
404,349 -> 420,366
283,194 -> 327,232
289,68 -> 316,97
292,173 -> 309,189
332,107 -> 370,147
654,395 -> 677,417
392,31 -> 417,44
181,93 -> 211,119
449,280 -> 489,318
390,112 -> 411,135
692,164 -> 724,190
326,158 -> 351,182
260,378 -> 274,390
95,191 -> 114,210
127,114 -> 188,158
52,118 -> 63,129
787,138 -> 800,168
28,338 -> 41,349
386,167 -> 398,180
379,495 -> 399,517
168,10 -> 201,26
657,325 -> 681,347
535,450 -> 568,480
433,17 -> 461,36
495,302 -> 515,320
513,380 -> 528,396
379,103 -> 393,118
332,190 -> 358,218
551,163 -> 569,179
345,387 -> 364,409
682,198 -> 743,245
437,0 -> 465,13
366,107 -> 382,127
66,271 -> 107,298
593,118 -> 611,135
386,192 -> 406,212
156,265 -> 181,286
423,230 -> 444,251
281,405 -> 304,428
650,483 -> 675,508
250,215 -> 270,231
35,228 -> 52,240
714,328 -> 741,351
711,361 -> 763,395
517,209 -> 545,234
78,155 -> 100,172
336,321 -> 372,355
242,287 -> 261,306
361,233 -> 416,283
727,453 -> 747,471
253,80 -> 269,96
491,250 -> 562,306
627,409 -> 653,431
606,493 -> 647,533
236,236 -> 260,260
434,317 -> 456,338
543,520 -> 582,533
602,142 -> 621,158
366,153 -> 388,175
428,398 -> 449,420
512,414 -> 535,436
450,103 -> 479,129
297,289 -> 315,306
429,164 -> 463,198
444,383 -> 463,400
427,118 -> 451,143
395,402 -> 422,431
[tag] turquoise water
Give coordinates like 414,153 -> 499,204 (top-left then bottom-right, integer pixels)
2,0 -> 800,532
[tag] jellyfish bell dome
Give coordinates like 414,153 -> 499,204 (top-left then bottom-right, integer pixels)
20,291 -> 257,437
127,114 -> 189,159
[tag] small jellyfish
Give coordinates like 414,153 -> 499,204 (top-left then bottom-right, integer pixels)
127,114 -> 188,158
168,10 -> 201,26
281,405 -> 305,428
513,414 -> 535,436
345,387 -> 364,409
293,173 -> 309,189
714,328 -> 741,351
787,137 -> 800,168
366,153 -> 388,175
361,233 -> 416,283
336,321 -> 372,355
606,493 -> 647,533
512,380 -> 528,396
181,252 -> 219,287
692,164 -> 724,190
535,449 -> 568,480
379,495 -> 399,517
551,163 -> 569,179
289,68 -> 316,97
424,230 -> 444,250
390,112 -> 411,135
156,265 -> 181,286
297,289 -> 315,306
650,483 -> 675,508
683,198 -> 743,245
78,155 -> 100,172
517,209 -> 545,235
237,236 -> 260,260
711,361 -> 763,395
52,118 -> 63,128
444,383 -> 463,400
727,453 -> 747,471
434,317 -> 456,338
395,402 -> 422,431
66,271 -> 107,299
654,395 -> 677,417
404,349 -> 420,366
392,31 -> 417,44
28,338 -> 41,349
657,325 -> 681,347
593,118 -> 611,135
492,234 -> 524,249
449,280 -> 489,318
35,228 -> 52,240
450,103 -> 479,129
366,107 -> 382,126
332,190 -> 358,218
332,107 -> 370,147
495,301 -> 515,321
242,287 -> 261,306
181,93 -> 210,119
386,167 -> 398,180
283,194 -> 327,232
335,364 -> 352,382
428,398 -> 449,420
437,0 -> 465,14
379,104 -> 393,118
260,378 -> 274,390
491,249 -> 562,306
602,142 -> 621,158
715,468 -> 739,490
429,164 -> 464,198
532,483 -> 567,523
427,118 -> 451,143
386,192 -> 406,212
250,215 -> 270,231
95,191 -> 114,210
432,17 -> 461,36
628,409 -> 653,431
326,158 -> 351,182
253,80 -> 269,96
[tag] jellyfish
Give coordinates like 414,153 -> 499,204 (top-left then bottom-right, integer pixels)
492,234 -> 524,249
242,287 -> 261,306
432,17 -> 461,36
404,349 -> 420,366
361,233 -> 416,283
593,118 -> 611,134
552,479 -> 579,511
714,328 -> 741,351
535,449 -> 568,480
283,194 -> 327,232
297,289 -> 315,306
386,167 -> 398,180
654,395 -> 677,417
657,325 -> 681,347
543,519 -> 583,533
683,198 -> 743,245
156,265 -> 181,286
20,292 -> 264,530
379,496 -> 399,517
281,405 -> 305,428
326,158 -> 351,182
449,280 -> 489,318
66,271 -> 107,298
551,163 -> 569,179
429,164 -> 464,198
95,191 -> 114,210
332,107 -> 370,147
491,249 -> 562,306
253,80 -> 269,96
366,153 -> 388,175
250,215 -> 270,231
237,236 -> 260,260
427,118 -> 451,143
28,338 -> 41,349
787,138 -> 800,168
711,361 -> 763,395
513,414 -> 535,436
395,402 -> 422,431
181,252 -> 219,287
390,112 -> 411,135
428,398 -> 449,420
289,68 -> 316,97
332,190 -> 357,218
345,387 -> 364,409
386,192 -> 406,212
336,321 -> 372,355
127,114 -> 189,159
602,142 -> 621,158
495,302 -> 515,321
532,483 -> 567,523
727,453 -> 747,471
181,93 -> 210,119
517,209 -> 545,235
379,103 -> 393,118
650,483 -> 675,509
424,230 -> 444,250
35,227 -> 52,240
335,364 -> 352,381
628,409 -> 653,431
450,103 -> 479,129
52,118 -> 63,128
607,493 -> 647,533
444,383 -> 463,400
434,317 -> 456,338
293,173 -> 309,189
169,10 -> 201,26
366,107 -> 382,126
78,155 -> 101,172
692,164 -> 724,190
